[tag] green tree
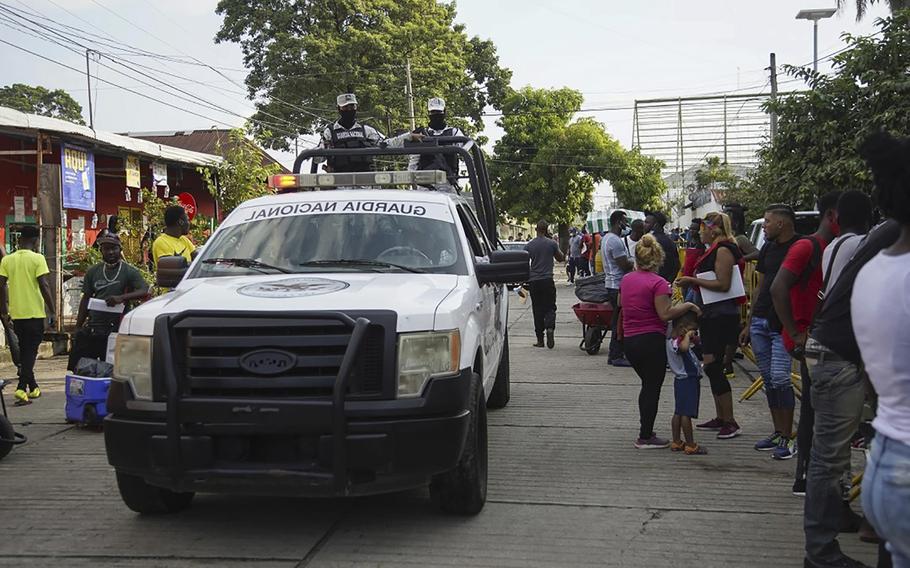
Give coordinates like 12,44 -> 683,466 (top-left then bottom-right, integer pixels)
695,156 -> 741,191
214,0 -> 512,149
200,128 -> 281,216
838,0 -> 910,20
745,11 -> 910,210
611,148 -> 668,212
490,87 -> 646,229
0,83 -> 85,124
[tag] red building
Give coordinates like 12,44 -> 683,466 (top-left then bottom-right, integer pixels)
0,105 -> 221,253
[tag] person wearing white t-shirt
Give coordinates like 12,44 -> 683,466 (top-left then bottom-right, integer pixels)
601,210 -> 633,367
852,132 -> 910,567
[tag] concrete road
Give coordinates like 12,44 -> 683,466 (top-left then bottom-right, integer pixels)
0,278 -> 877,567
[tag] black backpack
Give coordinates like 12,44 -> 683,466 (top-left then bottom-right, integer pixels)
809,220 -> 901,365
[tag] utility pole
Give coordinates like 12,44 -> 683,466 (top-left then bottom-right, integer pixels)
85,49 -> 95,129
813,19 -> 819,73
769,52 -> 778,141
405,58 -> 416,131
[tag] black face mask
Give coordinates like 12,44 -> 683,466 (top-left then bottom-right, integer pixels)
338,109 -> 357,128
428,112 -> 446,130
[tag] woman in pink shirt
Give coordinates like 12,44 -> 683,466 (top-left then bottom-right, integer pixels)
621,234 -> 701,449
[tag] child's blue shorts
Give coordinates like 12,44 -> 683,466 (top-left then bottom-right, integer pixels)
674,375 -> 701,418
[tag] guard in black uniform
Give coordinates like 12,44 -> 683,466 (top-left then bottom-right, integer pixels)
318,93 -> 418,173
408,97 -> 473,185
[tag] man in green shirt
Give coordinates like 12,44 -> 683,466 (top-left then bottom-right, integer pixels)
0,225 -> 56,405
68,233 -> 149,372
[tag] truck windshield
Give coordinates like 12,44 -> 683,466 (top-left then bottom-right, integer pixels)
190,212 -> 468,277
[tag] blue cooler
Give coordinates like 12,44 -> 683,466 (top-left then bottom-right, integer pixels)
65,374 -> 111,425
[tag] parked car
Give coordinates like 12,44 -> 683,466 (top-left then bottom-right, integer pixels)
749,211 -> 820,250
501,240 -> 526,251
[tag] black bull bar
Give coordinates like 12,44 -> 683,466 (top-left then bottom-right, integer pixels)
155,311 -> 370,494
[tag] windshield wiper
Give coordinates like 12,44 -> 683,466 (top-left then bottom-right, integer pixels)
201,257 -> 293,274
299,259 -> 426,273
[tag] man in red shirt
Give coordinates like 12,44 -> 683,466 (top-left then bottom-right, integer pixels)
771,191 -> 841,465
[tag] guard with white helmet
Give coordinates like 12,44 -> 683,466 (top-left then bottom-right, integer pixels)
408,97 -> 473,185
317,93 -> 420,173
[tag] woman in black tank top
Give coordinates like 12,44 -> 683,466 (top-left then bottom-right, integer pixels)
675,212 -> 744,439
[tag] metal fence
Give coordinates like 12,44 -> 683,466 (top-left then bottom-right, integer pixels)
632,93 -> 780,192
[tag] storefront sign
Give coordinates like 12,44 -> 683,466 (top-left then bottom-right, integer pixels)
71,216 -> 86,249
13,196 -> 25,222
152,162 -> 168,187
177,192 -> 197,221
125,155 -> 141,188
61,144 -> 95,212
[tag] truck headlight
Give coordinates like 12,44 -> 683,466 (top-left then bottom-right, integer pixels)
113,335 -> 153,400
397,330 -> 460,398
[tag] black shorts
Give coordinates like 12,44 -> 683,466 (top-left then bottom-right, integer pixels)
698,314 -> 740,357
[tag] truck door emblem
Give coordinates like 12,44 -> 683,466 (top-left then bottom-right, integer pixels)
239,349 -> 296,375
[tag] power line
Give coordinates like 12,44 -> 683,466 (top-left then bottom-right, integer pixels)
1,1 -> 332,126
0,5 -> 318,138
0,37 -> 252,130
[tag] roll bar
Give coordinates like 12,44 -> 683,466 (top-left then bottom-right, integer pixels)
291,136 -> 499,245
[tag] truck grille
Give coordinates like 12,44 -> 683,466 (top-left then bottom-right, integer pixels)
172,315 -> 392,398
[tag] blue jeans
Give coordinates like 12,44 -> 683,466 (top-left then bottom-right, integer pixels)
863,434 -> 910,567
803,358 -> 864,564
750,317 -> 794,409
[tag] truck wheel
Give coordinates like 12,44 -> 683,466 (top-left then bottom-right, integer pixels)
430,373 -> 487,515
487,332 -> 510,409
0,415 -> 14,460
115,471 -> 195,514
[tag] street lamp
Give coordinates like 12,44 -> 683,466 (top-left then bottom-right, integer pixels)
796,8 -> 837,73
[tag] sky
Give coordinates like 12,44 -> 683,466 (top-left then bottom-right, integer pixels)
0,0 -> 892,207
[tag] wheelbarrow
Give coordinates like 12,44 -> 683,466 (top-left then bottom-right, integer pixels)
0,379 -> 28,461
572,302 -> 614,355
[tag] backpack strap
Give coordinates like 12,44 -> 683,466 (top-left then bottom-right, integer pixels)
817,234 -> 855,302
797,235 -> 823,289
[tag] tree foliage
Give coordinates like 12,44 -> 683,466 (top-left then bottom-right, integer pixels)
215,0 -> 512,150
0,83 -> 84,124
200,129 -> 282,216
743,11 -> 910,210
491,87 -> 666,225
838,0 -> 910,20
611,148 -> 668,213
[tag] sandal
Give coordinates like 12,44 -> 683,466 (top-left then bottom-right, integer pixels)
685,443 -> 708,455
670,441 -> 686,452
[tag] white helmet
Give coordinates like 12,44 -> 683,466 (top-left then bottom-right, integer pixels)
336,93 -> 358,107
427,97 -> 446,112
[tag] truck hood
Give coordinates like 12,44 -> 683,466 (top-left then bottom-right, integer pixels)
120,273 -> 461,336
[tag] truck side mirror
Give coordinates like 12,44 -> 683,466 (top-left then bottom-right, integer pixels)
475,250 -> 530,285
156,256 -> 189,289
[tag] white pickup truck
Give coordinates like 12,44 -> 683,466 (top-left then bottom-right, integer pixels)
104,141 -> 528,516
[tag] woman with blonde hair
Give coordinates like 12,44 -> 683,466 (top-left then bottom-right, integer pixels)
676,211 -> 745,440
621,234 -> 701,449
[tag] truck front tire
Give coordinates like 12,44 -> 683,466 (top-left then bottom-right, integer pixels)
430,373 -> 487,515
116,471 -> 195,514
487,332 -> 510,409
